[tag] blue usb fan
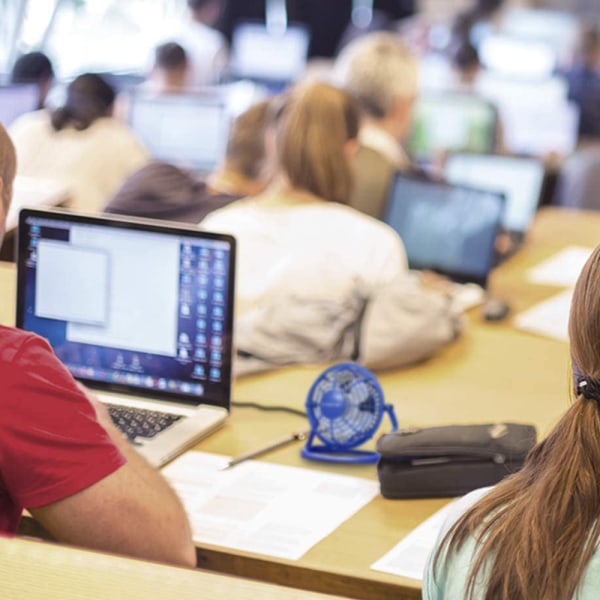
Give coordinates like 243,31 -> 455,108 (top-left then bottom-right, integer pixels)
301,362 -> 398,464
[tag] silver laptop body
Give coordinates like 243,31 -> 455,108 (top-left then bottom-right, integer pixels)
16,208 -> 235,467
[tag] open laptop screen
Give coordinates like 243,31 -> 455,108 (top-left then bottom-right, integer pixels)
16,209 -> 235,410
230,21 -> 310,83
127,92 -> 230,173
383,174 -> 505,286
408,94 -> 497,163
478,34 -> 557,80
445,153 -> 545,235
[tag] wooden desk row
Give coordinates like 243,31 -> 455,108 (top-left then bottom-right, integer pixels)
1,207 -> 598,599
0,536 -> 347,600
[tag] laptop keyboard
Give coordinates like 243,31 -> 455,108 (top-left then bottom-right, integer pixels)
107,404 -> 182,443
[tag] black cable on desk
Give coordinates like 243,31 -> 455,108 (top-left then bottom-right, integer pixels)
231,400 -> 306,418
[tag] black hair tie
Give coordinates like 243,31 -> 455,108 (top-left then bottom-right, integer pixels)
577,377 -> 600,402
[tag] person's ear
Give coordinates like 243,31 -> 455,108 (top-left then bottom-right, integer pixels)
344,138 -> 359,162
392,94 -> 416,137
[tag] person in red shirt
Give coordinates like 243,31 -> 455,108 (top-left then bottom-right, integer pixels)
0,123 -> 195,567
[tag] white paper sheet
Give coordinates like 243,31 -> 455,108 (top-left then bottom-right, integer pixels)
513,289 -> 573,342
371,488 -> 491,581
370,501 -> 458,580
163,451 -> 379,560
526,246 -> 593,287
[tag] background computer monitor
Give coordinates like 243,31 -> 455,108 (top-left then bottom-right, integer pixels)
476,75 -> 579,157
478,33 -> 557,80
445,153 -> 545,235
128,92 -> 230,173
0,83 -> 40,127
500,8 -> 579,67
229,21 -> 310,85
408,93 -> 498,163
383,174 -> 505,286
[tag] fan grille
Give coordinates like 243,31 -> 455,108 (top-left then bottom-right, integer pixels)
307,366 -> 384,448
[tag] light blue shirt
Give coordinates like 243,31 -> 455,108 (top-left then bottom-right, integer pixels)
423,487 -> 600,599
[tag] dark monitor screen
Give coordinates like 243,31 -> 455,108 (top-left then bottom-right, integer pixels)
16,209 -> 236,410
383,174 -> 505,286
408,94 -> 497,163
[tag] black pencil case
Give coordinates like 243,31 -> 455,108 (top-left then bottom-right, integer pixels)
376,423 -> 537,499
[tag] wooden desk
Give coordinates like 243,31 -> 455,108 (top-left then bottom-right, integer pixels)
190,207 -> 590,599
0,536 -> 349,600
1,207 -> 597,599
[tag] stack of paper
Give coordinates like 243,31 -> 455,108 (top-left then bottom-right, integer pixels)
514,246 -> 593,342
513,289 -> 573,342
163,451 -> 379,560
525,246 -> 592,287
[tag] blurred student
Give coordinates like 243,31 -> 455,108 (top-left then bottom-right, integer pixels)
333,32 -> 419,218
448,40 -> 482,91
145,42 -> 190,94
104,99 -> 271,223
564,25 -> 600,139
0,122 -> 194,567
169,0 -> 229,88
9,73 -> 148,214
202,82 -> 463,375
425,243 -> 600,599
10,51 -> 55,109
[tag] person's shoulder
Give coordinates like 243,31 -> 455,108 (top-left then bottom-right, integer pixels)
92,116 -> 138,136
0,326 -> 52,367
322,201 -> 401,238
9,109 -> 51,135
181,21 -> 227,49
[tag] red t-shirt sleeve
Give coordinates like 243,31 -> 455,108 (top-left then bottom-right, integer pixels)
0,333 -> 126,508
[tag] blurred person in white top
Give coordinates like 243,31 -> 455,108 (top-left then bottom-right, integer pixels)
9,73 -> 148,214
168,0 -> 229,89
202,82 -> 463,373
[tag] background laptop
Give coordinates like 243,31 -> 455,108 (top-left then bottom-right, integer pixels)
407,93 -> 498,165
383,174 -> 505,288
229,21 -> 310,91
16,208 -> 235,467
0,83 -> 40,127
445,153 -> 545,247
478,33 -> 557,80
127,91 -> 231,174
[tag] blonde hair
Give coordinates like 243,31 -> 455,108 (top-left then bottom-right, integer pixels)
224,100 -> 271,179
0,123 -> 16,212
333,32 -> 418,119
274,82 -> 360,205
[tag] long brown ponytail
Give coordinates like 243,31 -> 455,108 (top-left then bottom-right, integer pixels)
274,82 -> 360,205
433,244 -> 600,599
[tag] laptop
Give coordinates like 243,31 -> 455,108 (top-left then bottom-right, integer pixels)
383,173 -> 505,288
16,208 -> 235,467
127,91 -> 231,174
478,33 -> 557,80
229,21 -> 310,90
0,83 -> 39,127
445,153 -> 545,246
500,8 -> 579,64
408,93 -> 498,165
